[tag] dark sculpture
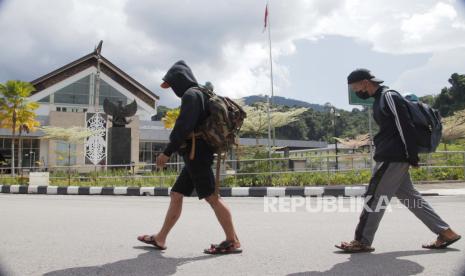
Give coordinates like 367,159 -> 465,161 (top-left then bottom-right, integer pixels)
103,98 -> 137,127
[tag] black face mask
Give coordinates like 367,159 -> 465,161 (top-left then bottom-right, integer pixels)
355,90 -> 371,99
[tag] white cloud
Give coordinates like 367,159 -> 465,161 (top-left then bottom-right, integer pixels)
0,0 -> 464,108
393,47 -> 465,96
401,2 -> 457,41
313,0 -> 465,54
400,2 -> 465,52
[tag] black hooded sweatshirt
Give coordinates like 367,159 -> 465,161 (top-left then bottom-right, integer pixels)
372,86 -> 419,166
162,61 -> 209,157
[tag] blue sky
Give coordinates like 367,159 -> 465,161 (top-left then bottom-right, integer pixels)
1,0 -> 465,110
278,36 -> 431,109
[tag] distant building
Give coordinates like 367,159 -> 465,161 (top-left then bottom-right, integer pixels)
0,48 -> 163,168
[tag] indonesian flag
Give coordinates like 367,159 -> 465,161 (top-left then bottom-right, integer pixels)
263,3 -> 268,32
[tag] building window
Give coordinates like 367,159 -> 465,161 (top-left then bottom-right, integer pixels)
139,141 -> 165,164
55,141 -> 77,166
38,96 -> 50,103
54,75 -> 90,105
99,79 -> 128,106
0,138 -> 40,167
57,106 -> 88,113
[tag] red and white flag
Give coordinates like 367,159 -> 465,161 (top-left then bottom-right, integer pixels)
263,3 -> 269,32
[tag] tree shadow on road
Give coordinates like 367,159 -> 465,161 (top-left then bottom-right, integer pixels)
43,246 -> 220,276
287,248 -> 460,276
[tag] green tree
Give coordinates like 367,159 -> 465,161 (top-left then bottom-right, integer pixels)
275,119 -> 309,140
300,107 -> 369,142
301,109 -> 326,141
0,80 -> 39,175
433,73 -> 465,116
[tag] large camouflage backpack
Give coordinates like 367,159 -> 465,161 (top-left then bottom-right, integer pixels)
188,86 -> 246,194
197,86 -> 247,154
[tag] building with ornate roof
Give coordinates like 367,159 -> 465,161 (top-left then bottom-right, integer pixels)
0,45 -> 326,170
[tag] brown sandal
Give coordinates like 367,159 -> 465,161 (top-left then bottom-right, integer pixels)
335,240 -> 375,253
204,241 -> 243,255
137,235 -> 167,250
422,234 -> 461,249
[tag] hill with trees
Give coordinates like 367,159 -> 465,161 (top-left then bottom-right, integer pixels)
153,72 -> 465,143
242,95 -> 326,112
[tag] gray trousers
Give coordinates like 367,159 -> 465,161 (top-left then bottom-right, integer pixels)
355,162 -> 450,246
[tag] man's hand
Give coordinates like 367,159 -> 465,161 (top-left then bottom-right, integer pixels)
156,153 -> 170,169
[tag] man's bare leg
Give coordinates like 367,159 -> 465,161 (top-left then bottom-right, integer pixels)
148,191 -> 184,248
205,194 -> 241,248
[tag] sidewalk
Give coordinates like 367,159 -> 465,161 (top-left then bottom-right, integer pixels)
1,182 -> 465,197
415,182 -> 465,196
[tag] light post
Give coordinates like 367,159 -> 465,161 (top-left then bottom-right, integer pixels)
331,107 -> 341,170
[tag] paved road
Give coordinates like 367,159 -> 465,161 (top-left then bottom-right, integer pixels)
0,194 -> 464,276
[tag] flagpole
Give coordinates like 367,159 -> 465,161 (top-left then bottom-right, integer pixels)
94,41 -> 103,113
263,2 -> 274,185
266,1 -> 276,150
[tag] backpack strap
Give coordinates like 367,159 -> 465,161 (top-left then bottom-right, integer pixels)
215,154 -> 221,196
380,89 -> 411,159
197,85 -> 215,98
379,89 -> 398,116
188,132 -> 204,160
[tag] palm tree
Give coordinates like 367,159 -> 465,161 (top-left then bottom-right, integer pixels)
162,108 -> 180,130
1,104 -> 41,170
0,80 -> 38,176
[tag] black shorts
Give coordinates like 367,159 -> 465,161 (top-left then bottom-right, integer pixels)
171,139 -> 216,199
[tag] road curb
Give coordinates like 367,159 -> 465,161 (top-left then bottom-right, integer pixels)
0,184 -> 456,197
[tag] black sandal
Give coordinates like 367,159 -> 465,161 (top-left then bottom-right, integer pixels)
137,235 -> 167,250
204,241 -> 243,255
422,234 -> 461,249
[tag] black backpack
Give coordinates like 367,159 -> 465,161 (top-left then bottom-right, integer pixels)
380,90 -> 442,153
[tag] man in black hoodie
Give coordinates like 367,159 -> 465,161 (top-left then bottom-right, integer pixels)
336,69 -> 461,253
137,61 -> 242,254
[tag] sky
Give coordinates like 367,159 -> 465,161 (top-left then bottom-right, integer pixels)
1,0 -> 465,110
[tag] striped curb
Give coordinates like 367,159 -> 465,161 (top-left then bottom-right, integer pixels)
0,184 -> 450,197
